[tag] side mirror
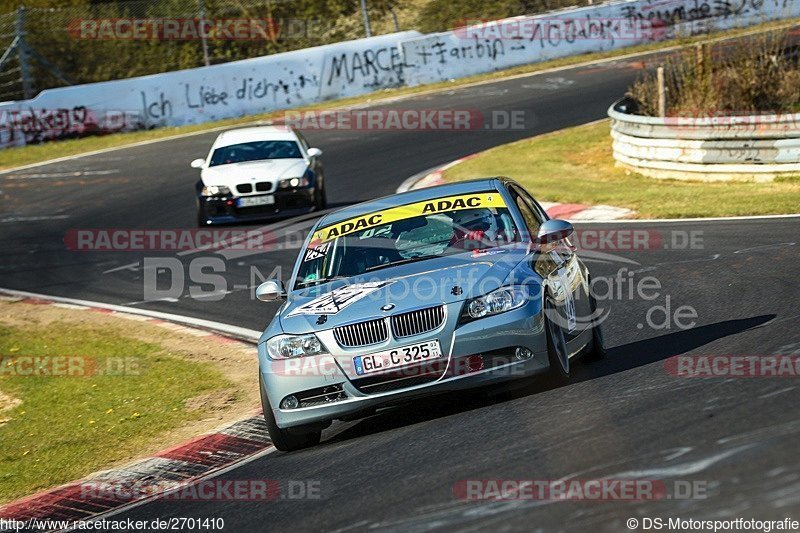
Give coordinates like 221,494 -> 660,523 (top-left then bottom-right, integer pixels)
536,219 -> 574,245
190,158 -> 205,169
307,147 -> 322,158
256,280 -> 286,302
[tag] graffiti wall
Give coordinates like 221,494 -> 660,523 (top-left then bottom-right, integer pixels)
2,0 -> 800,149
400,0 -> 800,85
0,31 -> 420,149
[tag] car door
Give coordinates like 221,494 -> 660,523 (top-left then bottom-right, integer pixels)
508,184 -> 589,342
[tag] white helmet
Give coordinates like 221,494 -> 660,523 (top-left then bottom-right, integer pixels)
450,209 -> 498,235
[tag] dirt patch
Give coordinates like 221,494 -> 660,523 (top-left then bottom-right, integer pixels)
0,389 -> 21,426
184,390 -> 239,412
0,297 -> 261,464
0,389 -> 21,411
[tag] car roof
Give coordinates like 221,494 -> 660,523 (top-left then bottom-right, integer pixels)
212,126 -> 297,148
317,177 -> 508,227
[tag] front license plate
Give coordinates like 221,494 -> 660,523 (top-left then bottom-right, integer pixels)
237,195 -> 275,207
353,340 -> 442,376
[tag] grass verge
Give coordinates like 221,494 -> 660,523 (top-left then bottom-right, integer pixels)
1,17 -> 800,171
0,298 -> 258,503
441,120 -> 800,218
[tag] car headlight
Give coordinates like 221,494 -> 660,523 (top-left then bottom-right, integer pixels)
266,334 -> 327,359
201,185 -> 231,196
463,287 -> 527,321
278,176 -> 310,189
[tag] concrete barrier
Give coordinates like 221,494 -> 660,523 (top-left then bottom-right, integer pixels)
609,99 -> 800,181
0,31 -> 421,148
3,0 -> 800,150
400,0 -> 800,86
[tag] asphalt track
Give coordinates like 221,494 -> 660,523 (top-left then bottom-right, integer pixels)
2,47 -> 800,531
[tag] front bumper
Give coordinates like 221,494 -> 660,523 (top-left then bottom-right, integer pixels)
259,298 -> 552,429
198,187 -> 315,225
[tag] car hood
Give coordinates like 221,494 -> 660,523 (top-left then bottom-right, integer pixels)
279,246 -> 531,334
201,159 -> 307,188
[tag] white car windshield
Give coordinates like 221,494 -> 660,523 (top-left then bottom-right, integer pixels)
209,140 -> 302,166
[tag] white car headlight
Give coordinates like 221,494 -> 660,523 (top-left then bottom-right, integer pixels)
201,185 -> 231,196
267,334 -> 327,359
464,287 -> 527,321
278,176 -> 310,189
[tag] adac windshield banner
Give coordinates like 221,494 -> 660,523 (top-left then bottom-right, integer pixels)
311,192 -> 507,244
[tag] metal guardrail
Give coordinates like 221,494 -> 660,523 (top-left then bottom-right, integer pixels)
608,99 -> 800,181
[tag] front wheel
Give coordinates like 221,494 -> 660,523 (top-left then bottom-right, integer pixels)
544,296 -> 570,384
583,281 -> 607,362
260,376 -> 321,452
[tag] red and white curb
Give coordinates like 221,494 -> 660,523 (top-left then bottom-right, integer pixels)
0,289 -> 271,529
0,416 -> 271,527
398,155 -> 635,222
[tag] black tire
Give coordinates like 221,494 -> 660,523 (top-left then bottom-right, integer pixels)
544,296 -> 570,384
260,376 -> 321,452
314,177 -> 327,210
195,182 -> 207,227
583,282 -> 607,362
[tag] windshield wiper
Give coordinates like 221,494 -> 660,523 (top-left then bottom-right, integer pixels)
364,255 -> 438,272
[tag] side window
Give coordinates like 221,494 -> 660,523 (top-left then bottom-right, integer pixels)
513,184 -> 574,262
509,185 -> 542,238
514,185 -> 548,224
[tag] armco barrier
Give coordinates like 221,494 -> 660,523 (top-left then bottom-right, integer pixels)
3,0 -> 800,149
608,99 -> 800,181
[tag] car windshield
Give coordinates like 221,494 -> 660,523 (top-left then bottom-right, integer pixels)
208,140 -> 302,166
296,192 -> 520,288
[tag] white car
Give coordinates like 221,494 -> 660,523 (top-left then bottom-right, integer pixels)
191,126 -> 326,225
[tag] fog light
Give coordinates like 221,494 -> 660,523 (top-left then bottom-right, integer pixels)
515,347 -> 533,361
280,395 -> 299,409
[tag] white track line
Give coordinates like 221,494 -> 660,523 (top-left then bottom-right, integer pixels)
0,287 -> 261,342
